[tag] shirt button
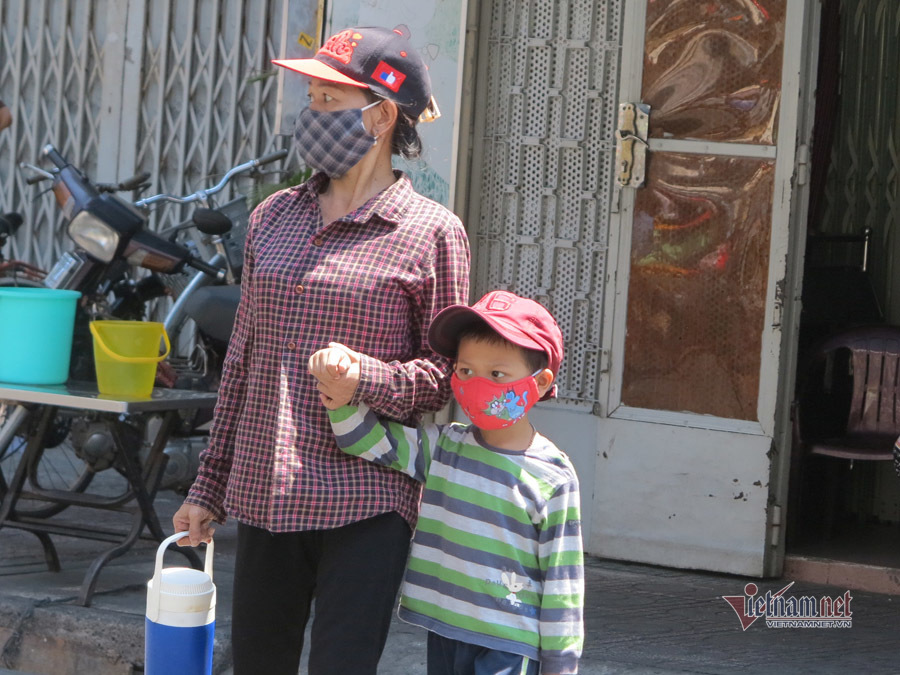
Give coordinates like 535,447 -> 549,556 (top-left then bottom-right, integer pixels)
312,237 -> 324,246
287,341 -> 297,351
295,284 -> 305,294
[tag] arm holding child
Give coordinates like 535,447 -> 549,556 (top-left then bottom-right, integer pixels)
308,342 -> 361,410
309,343 -> 439,482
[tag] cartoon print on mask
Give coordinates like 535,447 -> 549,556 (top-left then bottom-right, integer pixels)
490,389 -> 529,421
451,371 -> 541,431
487,396 -> 506,417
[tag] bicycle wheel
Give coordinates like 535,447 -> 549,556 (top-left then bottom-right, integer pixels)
0,405 -> 97,518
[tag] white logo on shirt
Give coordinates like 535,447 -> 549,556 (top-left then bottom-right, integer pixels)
501,571 -> 525,607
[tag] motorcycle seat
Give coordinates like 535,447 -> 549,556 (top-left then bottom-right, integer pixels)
183,284 -> 240,343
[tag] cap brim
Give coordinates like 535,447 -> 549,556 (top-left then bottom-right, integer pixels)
271,58 -> 369,89
428,306 -> 546,359
428,306 -> 481,359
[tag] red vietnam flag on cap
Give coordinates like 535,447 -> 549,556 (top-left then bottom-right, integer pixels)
371,60 -> 406,92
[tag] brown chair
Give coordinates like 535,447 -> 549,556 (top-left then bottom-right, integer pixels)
790,325 -> 900,536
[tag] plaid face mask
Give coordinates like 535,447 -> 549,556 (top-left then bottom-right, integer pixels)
293,101 -> 380,178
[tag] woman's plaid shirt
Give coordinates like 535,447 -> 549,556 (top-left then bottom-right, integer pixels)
184,172 -> 470,531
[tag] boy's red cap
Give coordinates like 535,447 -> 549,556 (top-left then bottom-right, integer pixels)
428,291 -> 564,400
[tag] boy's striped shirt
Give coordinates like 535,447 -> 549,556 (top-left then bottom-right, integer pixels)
330,404 -> 584,674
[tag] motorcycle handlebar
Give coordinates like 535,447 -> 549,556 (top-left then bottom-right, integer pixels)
254,149 -> 289,166
95,171 -> 153,194
119,171 -> 152,191
42,144 -> 68,170
186,257 -> 227,281
19,162 -> 56,185
135,148 -> 289,209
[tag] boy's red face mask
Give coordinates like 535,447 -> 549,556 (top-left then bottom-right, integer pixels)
450,371 -> 540,430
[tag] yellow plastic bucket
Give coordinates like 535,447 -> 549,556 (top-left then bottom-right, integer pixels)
89,320 -> 170,398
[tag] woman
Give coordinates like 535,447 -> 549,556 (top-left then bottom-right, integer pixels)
173,26 -> 470,674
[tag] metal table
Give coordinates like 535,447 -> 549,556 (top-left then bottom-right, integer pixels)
0,381 -> 218,605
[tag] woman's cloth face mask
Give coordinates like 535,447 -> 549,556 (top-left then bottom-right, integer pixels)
451,370 -> 542,430
294,100 -> 381,178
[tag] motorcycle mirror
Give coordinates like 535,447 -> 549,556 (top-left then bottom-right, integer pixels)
192,208 -> 233,236
0,212 -> 23,237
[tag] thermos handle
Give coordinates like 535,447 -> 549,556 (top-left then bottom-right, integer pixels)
148,532 -> 214,623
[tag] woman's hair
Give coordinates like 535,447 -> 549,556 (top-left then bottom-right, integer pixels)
364,90 -> 423,160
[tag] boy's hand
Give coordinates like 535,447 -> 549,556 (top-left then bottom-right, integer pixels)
308,342 -> 361,409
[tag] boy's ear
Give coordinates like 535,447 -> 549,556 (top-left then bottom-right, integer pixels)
535,368 -> 554,398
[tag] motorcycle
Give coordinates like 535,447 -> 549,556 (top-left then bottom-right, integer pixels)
0,145 -> 287,515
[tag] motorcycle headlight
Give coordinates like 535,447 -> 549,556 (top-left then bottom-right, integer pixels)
68,211 -> 120,262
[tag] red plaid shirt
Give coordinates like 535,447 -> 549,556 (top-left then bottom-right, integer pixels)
185,172 -> 470,531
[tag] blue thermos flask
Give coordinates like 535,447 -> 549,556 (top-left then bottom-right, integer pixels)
145,532 -> 216,675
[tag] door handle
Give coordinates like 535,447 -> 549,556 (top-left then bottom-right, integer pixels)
615,102 -> 650,188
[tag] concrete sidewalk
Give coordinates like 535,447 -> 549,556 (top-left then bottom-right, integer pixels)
1,489 -> 898,674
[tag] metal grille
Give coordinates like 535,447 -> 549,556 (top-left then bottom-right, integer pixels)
0,0 -> 108,270
0,0 -> 290,272
471,0 -> 622,406
133,0 -> 289,231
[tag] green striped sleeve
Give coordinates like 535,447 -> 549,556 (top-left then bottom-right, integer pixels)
328,403 -> 434,481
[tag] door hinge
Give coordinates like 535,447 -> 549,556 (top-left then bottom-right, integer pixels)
769,504 -> 782,547
796,144 -> 810,186
772,278 -> 785,329
598,348 -> 610,374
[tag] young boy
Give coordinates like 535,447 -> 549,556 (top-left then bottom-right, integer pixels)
309,291 -> 584,675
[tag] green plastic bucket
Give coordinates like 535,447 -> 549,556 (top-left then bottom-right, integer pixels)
0,287 -> 81,385
90,320 -> 170,398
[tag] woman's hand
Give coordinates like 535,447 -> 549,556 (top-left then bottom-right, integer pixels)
172,502 -> 216,546
308,342 -> 361,409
